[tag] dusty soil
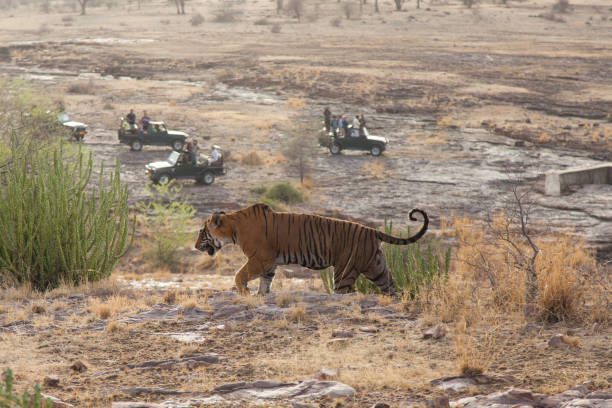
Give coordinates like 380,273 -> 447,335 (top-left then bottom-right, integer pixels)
0,276 -> 609,406
0,0 -> 610,257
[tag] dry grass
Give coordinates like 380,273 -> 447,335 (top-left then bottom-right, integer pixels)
416,215 -> 606,375
286,304 -> 306,322
239,150 -> 265,166
275,290 -> 295,308
362,161 -> 389,179
423,215 -> 601,325
87,295 -> 147,320
262,325 -> 452,389
287,97 -> 306,109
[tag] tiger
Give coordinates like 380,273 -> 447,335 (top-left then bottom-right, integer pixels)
195,203 -> 428,295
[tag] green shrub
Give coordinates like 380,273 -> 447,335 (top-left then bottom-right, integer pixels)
320,219 -> 450,296
263,182 -> 303,205
139,183 -> 196,268
0,141 -> 130,291
1,368 -> 51,407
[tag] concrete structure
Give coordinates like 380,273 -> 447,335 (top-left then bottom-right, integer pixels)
545,163 -> 612,196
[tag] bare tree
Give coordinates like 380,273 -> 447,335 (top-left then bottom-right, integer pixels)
283,129 -> 317,184
175,0 -> 186,14
77,0 -> 88,15
487,180 -> 540,317
393,0 -> 403,11
288,0 -> 304,21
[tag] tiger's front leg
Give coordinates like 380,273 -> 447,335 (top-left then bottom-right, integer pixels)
234,258 -> 275,296
257,266 -> 277,296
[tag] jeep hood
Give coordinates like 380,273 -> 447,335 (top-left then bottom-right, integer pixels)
167,130 -> 188,138
367,135 -> 388,144
146,161 -> 173,171
62,121 -> 87,129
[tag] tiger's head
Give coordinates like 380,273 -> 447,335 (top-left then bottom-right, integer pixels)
195,212 -> 234,256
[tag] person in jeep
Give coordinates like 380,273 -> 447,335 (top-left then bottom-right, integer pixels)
210,145 -> 222,165
190,140 -> 199,165
126,109 -> 136,130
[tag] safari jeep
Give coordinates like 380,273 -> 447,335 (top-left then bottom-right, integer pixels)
145,150 -> 226,185
58,113 -> 87,142
118,121 -> 187,152
318,127 -> 388,157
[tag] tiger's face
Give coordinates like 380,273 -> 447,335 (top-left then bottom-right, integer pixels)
195,212 -> 233,256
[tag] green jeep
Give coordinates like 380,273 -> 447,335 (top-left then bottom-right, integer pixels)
145,150 -> 226,185
318,127 -> 388,157
118,121 -> 187,152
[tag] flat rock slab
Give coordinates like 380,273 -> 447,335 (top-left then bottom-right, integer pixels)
213,379 -> 356,400
123,305 -> 210,324
450,387 -> 612,408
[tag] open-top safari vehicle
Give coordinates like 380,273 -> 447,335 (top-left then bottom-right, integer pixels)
318,127 -> 389,157
118,120 -> 187,152
59,113 -> 88,142
145,150 -> 226,185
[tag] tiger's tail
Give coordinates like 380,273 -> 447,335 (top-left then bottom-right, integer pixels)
375,209 -> 428,245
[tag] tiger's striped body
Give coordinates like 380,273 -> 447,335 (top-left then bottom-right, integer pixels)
195,204 -> 428,295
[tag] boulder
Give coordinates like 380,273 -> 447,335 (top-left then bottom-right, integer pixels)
70,361 -> 87,373
423,324 -> 447,340
331,329 -> 354,338
316,368 -> 338,380
43,375 -> 60,387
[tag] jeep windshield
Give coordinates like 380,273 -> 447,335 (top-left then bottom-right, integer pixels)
167,151 -> 181,166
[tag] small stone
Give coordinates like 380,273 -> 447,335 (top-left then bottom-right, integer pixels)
371,403 -> 390,408
359,326 -> 380,333
43,375 -> 60,387
331,329 -> 354,338
327,338 -> 350,347
426,396 -> 450,408
317,368 -> 338,380
41,394 -> 74,407
423,324 -> 446,340
70,361 -> 87,373
548,333 -> 580,349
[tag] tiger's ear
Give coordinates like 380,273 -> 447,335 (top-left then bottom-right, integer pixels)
212,212 -> 224,227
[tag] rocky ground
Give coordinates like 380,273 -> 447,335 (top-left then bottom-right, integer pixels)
0,278 -> 610,407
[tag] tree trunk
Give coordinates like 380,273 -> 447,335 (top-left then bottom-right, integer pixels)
78,0 -> 86,15
175,0 -> 180,14
374,0 -> 379,12
394,0 -> 402,11
416,0 -> 420,8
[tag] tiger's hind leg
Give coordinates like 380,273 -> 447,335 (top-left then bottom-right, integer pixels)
362,249 -> 396,295
257,265 -> 277,296
333,266 -> 358,294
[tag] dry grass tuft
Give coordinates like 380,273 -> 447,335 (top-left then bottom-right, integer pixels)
287,97 -> 306,109
286,304 -> 306,322
240,150 -> 265,166
362,161 -> 389,179
31,303 -> 46,314
163,290 -> 177,304
275,291 -> 295,308
106,320 -> 126,333
416,215 -> 605,375
87,295 -> 146,320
